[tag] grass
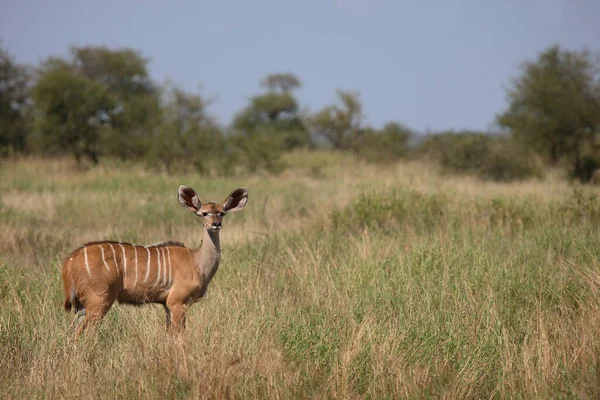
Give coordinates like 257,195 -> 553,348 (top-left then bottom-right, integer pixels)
2,151 -> 600,399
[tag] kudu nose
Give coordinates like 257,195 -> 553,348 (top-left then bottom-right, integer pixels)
212,222 -> 222,229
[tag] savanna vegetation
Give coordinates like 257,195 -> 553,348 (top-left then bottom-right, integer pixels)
2,39 -> 600,399
2,154 -> 600,398
2,43 -> 600,181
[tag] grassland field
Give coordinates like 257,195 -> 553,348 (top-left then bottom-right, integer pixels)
2,151 -> 600,399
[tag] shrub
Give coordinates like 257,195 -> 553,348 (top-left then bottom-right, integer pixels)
478,138 -> 544,182
357,122 -> 412,163
438,132 -> 491,173
568,154 -> 600,183
416,131 -> 543,182
331,188 -> 448,233
227,130 -> 287,174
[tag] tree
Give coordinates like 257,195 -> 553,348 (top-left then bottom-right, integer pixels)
309,90 -> 364,152
0,45 -> 31,155
260,73 -> 301,93
32,67 -> 114,163
71,46 -> 160,160
146,83 -> 224,173
497,44 -> 600,181
31,46 -> 161,163
233,72 -> 309,150
72,46 -> 154,96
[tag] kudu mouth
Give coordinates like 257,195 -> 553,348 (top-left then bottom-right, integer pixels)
208,224 -> 222,231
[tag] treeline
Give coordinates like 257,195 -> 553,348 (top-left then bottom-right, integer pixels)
1,43 -> 599,181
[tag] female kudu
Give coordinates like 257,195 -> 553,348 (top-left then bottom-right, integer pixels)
61,186 -> 248,335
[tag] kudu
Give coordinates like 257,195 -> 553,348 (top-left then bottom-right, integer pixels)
61,186 -> 248,335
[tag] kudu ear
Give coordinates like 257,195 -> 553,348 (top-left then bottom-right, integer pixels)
222,188 -> 248,213
178,185 -> 202,212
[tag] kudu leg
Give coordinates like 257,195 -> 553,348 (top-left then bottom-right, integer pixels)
166,302 -> 188,334
68,308 -> 86,331
163,304 -> 171,329
75,296 -> 114,336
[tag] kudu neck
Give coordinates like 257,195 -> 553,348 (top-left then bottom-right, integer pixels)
202,228 -> 221,252
192,227 -> 222,277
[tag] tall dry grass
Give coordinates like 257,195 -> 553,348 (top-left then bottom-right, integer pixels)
1,151 -> 600,399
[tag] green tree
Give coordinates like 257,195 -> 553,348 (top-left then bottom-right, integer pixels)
0,45 -> 31,156
71,46 -> 160,160
497,44 -> 600,181
31,46 -> 161,163
309,90 -> 364,152
260,72 -> 301,92
233,72 -> 309,150
146,83 -> 225,174
32,67 -> 114,163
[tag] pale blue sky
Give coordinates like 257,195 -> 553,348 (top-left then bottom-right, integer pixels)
1,0 -> 598,132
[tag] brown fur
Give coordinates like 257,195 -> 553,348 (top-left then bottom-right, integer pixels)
61,186 -> 248,336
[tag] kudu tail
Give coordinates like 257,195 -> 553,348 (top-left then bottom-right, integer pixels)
61,253 -> 79,312
62,260 -> 73,311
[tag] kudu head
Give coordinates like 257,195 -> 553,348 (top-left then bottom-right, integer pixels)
178,186 -> 248,231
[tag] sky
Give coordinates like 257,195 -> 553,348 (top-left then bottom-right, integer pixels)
1,0 -> 598,132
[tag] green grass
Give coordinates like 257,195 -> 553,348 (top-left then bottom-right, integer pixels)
2,153 -> 600,398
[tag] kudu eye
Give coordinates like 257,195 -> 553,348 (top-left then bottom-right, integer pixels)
201,212 -> 208,217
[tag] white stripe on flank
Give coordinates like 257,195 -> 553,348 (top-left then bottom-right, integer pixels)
166,247 -> 172,287
84,247 -> 91,276
108,243 -> 119,273
99,245 -> 110,271
133,246 -> 139,287
119,243 -> 127,278
161,248 -> 167,285
144,247 -> 151,282
155,248 -> 162,286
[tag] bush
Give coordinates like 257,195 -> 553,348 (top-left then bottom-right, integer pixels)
141,118 -> 227,175
478,138 -> 544,182
227,130 -> 287,174
416,131 -> 543,182
357,122 -> 411,163
331,188 -> 448,233
569,154 -> 600,183
438,132 -> 490,172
